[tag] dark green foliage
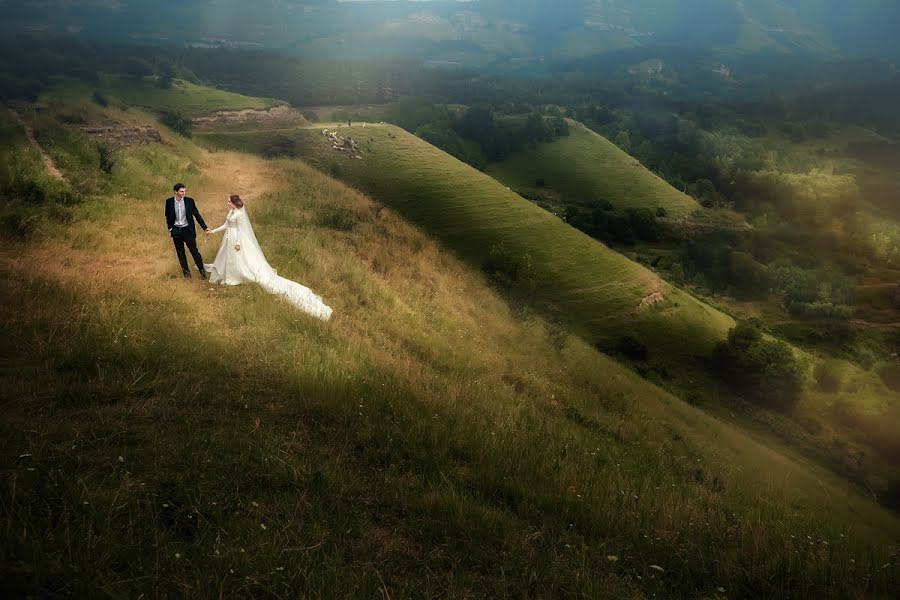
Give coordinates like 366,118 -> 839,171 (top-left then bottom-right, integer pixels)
565,204 -> 665,246
315,205 -> 358,231
157,62 -> 175,89
158,110 -> 192,137
96,142 -> 116,174
714,321 -> 806,412
122,57 -> 153,81
483,241 -> 536,302
92,91 -> 109,107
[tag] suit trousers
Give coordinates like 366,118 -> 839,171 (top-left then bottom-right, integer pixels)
171,227 -> 205,276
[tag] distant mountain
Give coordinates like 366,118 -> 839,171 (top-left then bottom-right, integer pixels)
3,0 -> 900,61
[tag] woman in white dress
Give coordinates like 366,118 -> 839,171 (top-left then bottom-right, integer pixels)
205,194 -> 333,321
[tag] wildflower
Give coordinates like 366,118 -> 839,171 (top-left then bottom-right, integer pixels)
260,523 -> 267,530
649,564 -> 664,572
175,553 -> 181,559
717,587 -> 725,593
118,456 -> 124,462
606,555 -> 619,562
252,501 -> 259,507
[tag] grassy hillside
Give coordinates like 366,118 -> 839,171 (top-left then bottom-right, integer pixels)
485,120 -> 702,218
2,92 -> 899,598
53,77 -> 281,117
199,124 -> 732,367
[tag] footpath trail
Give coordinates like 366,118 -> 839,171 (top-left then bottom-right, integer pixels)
3,148 -> 282,331
12,110 -> 66,182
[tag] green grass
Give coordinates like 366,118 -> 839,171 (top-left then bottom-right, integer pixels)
50,77 -> 281,117
199,124 -> 734,365
485,120 -> 702,218
3,97 -> 900,598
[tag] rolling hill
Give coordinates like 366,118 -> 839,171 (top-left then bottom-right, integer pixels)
199,123 -> 733,365
485,119 -> 702,218
2,81 -> 899,598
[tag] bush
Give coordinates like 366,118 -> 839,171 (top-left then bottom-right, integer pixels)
96,142 -> 116,174
714,321 -> 806,412
91,91 -> 108,107
315,205 -> 358,231
158,110 -> 192,137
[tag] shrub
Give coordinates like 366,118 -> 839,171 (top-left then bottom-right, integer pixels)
315,205 -> 358,231
91,91 -> 109,107
714,321 -> 805,412
96,142 -> 116,174
158,110 -> 192,137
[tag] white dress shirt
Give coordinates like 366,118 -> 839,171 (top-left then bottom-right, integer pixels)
174,198 -> 188,228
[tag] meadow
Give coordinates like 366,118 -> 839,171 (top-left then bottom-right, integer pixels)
1,86 -> 899,598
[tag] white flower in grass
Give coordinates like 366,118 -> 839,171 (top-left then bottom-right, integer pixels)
717,587 -> 725,593
252,501 -> 259,507
649,564 -> 664,572
606,555 -> 618,562
175,553 -> 181,559
260,523 -> 267,530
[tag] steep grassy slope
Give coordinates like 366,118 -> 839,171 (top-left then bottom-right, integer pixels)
199,124 -> 732,366
7,75 -> 900,595
2,94 -> 899,598
485,120 -> 701,217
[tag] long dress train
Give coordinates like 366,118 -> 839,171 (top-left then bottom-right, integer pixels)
205,207 -> 333,321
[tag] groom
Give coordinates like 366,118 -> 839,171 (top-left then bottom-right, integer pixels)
165,183 -> 210,278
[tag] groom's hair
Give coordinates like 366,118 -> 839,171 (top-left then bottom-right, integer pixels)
173,183 -> 185,192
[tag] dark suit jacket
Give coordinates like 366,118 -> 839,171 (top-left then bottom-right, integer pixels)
165,196 -> 208,237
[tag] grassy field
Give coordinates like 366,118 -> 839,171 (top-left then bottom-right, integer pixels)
2,94 -> 899,598
52,77 -> 282,117
199,124 -> 734,368
484,120 -> 702,218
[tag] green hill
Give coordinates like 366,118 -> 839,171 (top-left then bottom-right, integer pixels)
200,124 -> 731,364
485,120 -> 701,218
2,87 -> 899,598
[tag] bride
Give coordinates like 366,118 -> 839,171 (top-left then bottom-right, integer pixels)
205,194 -> 333,321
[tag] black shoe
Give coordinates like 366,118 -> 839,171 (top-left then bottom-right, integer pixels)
183,271 -> 191,278
199,270 -> 208,280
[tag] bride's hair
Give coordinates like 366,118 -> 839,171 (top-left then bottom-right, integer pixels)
229,194 -> 244,208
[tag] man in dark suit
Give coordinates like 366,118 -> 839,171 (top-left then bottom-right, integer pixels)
165,182 -> 211,278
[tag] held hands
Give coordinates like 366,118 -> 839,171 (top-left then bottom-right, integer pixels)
205,229 -> 212,236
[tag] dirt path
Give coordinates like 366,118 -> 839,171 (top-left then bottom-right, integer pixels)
2,149 -> 283,329
12,111 -> 66,182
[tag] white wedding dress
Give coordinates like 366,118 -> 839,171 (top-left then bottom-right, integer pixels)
205,207 -> 333,321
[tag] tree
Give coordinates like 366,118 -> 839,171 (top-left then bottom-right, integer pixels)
614,130 -> 632,153
714,321 -> 806,412
122,57 -> 153,81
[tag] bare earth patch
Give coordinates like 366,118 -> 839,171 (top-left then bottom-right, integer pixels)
193,104 -> 310,130
638,291 -> 664,309
80,124 -> 162,146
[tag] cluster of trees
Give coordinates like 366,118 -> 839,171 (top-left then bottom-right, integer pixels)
565,203 -> 665,246
714,321 -> 806,412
